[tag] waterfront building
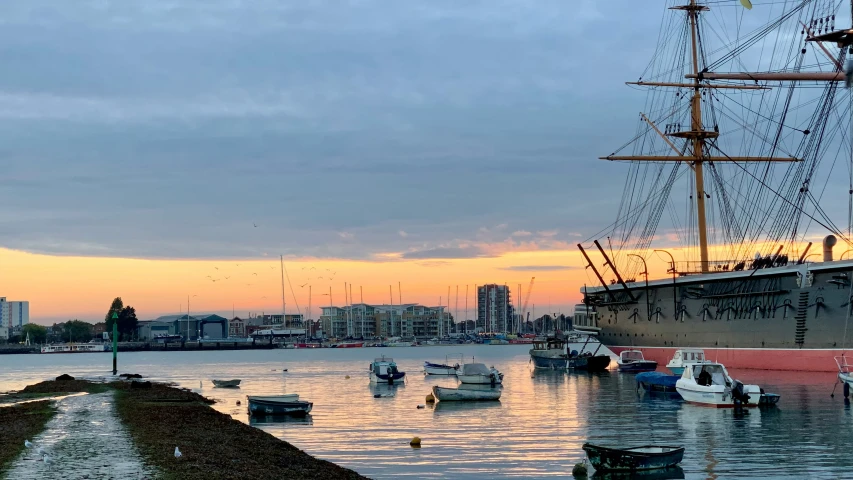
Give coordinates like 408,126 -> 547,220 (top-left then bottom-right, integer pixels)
0,298 -> 29,329
253,313 -> 304,327
477,285 -> 515,333
139,314 -> 228,341
0,326 -> 7,340
320,303 -> 453,339
229,317 -> 246,337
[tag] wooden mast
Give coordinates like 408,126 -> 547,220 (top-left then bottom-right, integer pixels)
598,0 -> 802,274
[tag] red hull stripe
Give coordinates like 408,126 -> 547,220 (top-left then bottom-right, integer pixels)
609,346 -> 844,372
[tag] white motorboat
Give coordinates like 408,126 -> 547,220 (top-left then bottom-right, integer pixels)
675,362 -> 762,407
666,349 -> 707,375
211,379 -> 241,388
424,354 -> 463,375
41,343 -> 108,354
836,356 -> 853,397
369,355 -> 406,385
456,362 -> 503,386
431,385 -> 501,402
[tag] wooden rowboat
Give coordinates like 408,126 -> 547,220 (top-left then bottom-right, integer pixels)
247,395 -> 312,417
582,443 -> 684,472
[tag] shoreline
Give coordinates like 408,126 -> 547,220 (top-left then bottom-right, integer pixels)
0,377 -> 367,479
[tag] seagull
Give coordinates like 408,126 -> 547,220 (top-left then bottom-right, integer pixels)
175,446 -> 182,458
24,440 -> 33,449
253,223 -> 258,228
310,267 -> 316,270
270,266 -> 276,270
326,269 -> 331,272
246,283 -> 253,286
212,279 -> 217,283
214,267 -> 219,270
236,263 -> 240,266
253,273 -> 258,276
300,283 -> 308,288
36,446 -> 45,455
206,275 -> 212,279
225,276 -> 230,280
43,454 -> 53,470
301,267 -> 306,270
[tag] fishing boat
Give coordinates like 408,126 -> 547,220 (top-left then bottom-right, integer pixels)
369,356 -> 406,385
456,362 -> 503,386
41,343 -> 108,354
576,0 -> 853,372
529,337 -> 569,369
211,379 -> 241,388
582,443 -> 684,473
617,350 -> 658,373
424,354 -> 463,375
431,385 -> 501,402
636,372 -> 680,394
247,395 -> 312,416
666,349 -> 707,376
569,352 -> 612,372
675,362 -> 769,407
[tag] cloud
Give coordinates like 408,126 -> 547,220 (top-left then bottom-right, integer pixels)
337,232 -> 354,239
512,230 -> 532,237
500,265 -> 577,272
401,246 -> 490,259
416,260 -> 451,267
398,230 -> 409,238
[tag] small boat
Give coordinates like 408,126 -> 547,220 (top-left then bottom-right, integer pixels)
582,443 -> 684,472
617,350 -> 658,373
211,379 -> 241,388
40,343 -> 108,354
295,342 -> 323,348
424,354 -> 463,375
335,342 -> 364,348
569,352 -> 612,372
666,349 -> 707,375
247,395 -> 312,417
836,356 -> 853,397
369,356 -> 406,385
529,337 -> 568,369
635,372 -> 679,394
456,362 -> 503,386
759,393 -> 781,406
675,362 -> 772,407
431,385 -> 501,402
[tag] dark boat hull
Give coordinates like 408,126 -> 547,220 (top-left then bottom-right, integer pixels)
583,443 -> 684,472
618,361 -> 658,373
571,355 -> 612,371
636,372 -> 679,393
530,353 -> 568,369
248,399 -> 313,417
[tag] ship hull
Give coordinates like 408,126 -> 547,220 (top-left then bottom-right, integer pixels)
583,259 -> 853,372
609,346 -> 843,372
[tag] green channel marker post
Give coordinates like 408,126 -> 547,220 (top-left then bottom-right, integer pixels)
112,311 -> 118,375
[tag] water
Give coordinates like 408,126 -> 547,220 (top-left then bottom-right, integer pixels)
1,345 -> 851,479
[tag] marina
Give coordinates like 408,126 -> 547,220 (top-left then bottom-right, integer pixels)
1,345 -> 852,478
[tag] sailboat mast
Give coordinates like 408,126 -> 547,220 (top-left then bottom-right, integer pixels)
280,255 -> 287,327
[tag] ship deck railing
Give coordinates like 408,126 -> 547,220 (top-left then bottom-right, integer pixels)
835,356 -> 853,374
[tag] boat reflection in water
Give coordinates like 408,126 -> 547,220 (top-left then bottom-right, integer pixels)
249,414 -> 314,426
591,466 -> 684,480
431,398 -> 503,414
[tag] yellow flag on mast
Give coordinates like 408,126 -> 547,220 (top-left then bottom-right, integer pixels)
740,0 -> 753,9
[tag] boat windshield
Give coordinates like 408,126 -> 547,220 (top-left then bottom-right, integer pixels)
621,351 -> 644,361
693,364 -> 728,386
460,363 -> 491,376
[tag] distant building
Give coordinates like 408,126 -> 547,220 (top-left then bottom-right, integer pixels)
0,298 -> 29,329
0,326 -> 7,340
477,285 -> 515,333
320,303 -> 453,339
254,313 -> 304,327
229,317 -> 246,337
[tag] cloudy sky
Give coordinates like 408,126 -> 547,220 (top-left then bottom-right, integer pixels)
1,1 -> 837,322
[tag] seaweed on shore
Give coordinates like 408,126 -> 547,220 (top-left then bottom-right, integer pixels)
0,401 -> 56,473
114,383 -> 367,480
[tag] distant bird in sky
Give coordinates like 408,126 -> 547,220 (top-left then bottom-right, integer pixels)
253,273 -> 258,276
175,446 -> 182,458
300,283 -> 308,288
333,271 -> 337,275
236,263 -> 240,267
326,269 -> 330,272
261,296 -> 267,299
270,266 -> 276,270
246,283 -> 253,286
310,267 -> 316,270
301,267 -> 305,270
253,222 -> 258,227
225,276 -> 230,280
318,276 -> 323,279
212,279 -> 217,283
214,267 -> 219,270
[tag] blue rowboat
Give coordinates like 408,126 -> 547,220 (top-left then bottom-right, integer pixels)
582,443 -> 684,472
248,395 -> 313,417
636,372 -> 680,394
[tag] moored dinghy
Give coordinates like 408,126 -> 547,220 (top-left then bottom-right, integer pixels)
431,384 -> 501,402
424,354 -> 463,375
247,394 -> 313,416
582,443 -> 684,472
456,362 -> 503,385
212,379 -> 241,388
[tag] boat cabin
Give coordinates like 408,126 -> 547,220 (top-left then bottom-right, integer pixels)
671,349 -> 706,364
682,363 -> 731,387
620,350 -> 646,363
371,357 -> 400,376
531,337 -> 566,351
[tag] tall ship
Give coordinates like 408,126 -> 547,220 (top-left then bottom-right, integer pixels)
579,0 -> 853,372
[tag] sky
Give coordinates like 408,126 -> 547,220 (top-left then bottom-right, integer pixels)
1,1 -> 846,324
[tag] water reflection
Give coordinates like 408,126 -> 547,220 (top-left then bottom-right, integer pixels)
250,414 -> 314,426
592,466 -> 684,480
1,347 -> 853,478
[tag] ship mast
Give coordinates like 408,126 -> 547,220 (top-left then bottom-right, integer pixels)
600,0 -> 802,273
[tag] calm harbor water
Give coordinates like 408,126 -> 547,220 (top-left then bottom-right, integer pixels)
1,345 -> 851,479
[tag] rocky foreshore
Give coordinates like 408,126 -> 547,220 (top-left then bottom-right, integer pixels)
0,377 -> 367,480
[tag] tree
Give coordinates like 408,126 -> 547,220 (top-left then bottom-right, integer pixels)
117,306 -> 138,341
21,324 -> 48,344
105,297 -> 123,324
62,320 -> 93,343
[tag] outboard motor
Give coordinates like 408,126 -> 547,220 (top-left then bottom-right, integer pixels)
732,380 -> 750,405
489,373 -> 497,387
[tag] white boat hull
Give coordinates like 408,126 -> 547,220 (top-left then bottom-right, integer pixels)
676,384 -> 762,407
424,365 -> 458,375
457,374 -> 502,385
432,385 -> 501,401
